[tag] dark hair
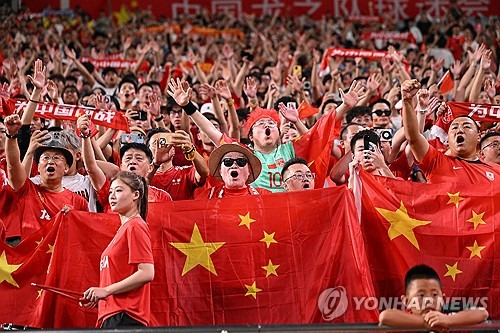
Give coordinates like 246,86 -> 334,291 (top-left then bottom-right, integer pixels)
62,85 -> 80,98
340,122 -> 362,140
119,143 -> 153,162
146,127 -> 170,147
203,113 -> 221,126
236,108 -> 250,122
274,96 -> 298,112
138,82 -> 153,92
480,132 -> 499,149
321,99 -> 340,114
148,81 -> 161,90
450,115 -> 480,132
369,98 -> 391,110
350,129 -> 380,153
102,67 -> 117,77
118,78 -> 138,92
405,265 -> 442,292
49,74 -> 65,83
346,106 -> 372,124
281,157 -> 308,179
110,171 -> 148,219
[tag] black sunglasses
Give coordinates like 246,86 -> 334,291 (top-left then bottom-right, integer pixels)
222,157 -> 248,168
372,110 -> 391,117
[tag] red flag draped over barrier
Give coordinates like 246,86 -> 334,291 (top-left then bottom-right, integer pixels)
0,187 -> 378,328
358,171 -> 500,318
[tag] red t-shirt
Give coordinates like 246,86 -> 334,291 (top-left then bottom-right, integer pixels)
97,178 -> 172,212
150,165 -> 205,201
195,185 -> 270,199
418,145 -> 500,186
389,150 -> 412,181
98,217 -> 154,327
4,179 -> 88,239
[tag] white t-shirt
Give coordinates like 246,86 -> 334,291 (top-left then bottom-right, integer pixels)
30,174 -> 98,212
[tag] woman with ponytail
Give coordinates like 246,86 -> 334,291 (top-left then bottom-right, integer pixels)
81,171 -> 154,328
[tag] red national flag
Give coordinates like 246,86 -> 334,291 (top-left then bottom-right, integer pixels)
297,101 -> 319,119
1,188 -> 378,327
358,171 -> 499,317
293,111 -> 341,189
438,70 -> 454,94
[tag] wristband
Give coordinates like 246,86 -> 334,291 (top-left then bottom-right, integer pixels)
418,109 -> 427,114
79,132 -> 91,139
226,98 -> 234,106
6,132 -> 18,139
181,102 -> 198,115
154,115 -> 164,122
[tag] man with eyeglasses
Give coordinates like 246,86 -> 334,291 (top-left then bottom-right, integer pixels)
2,114 -> 88,241
370,99 -> 393,129
401,79 -> 500,186
281,158 -> 315,192
479,132 -> 499,165
196,143 -> 270,199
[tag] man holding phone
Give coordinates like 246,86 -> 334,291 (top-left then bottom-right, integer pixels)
145,128 -> 209,200
349,130 -> 395,178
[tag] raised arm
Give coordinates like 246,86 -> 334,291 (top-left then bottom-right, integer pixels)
335,80 -> 367,121
21,130 -> 49,177
4,114 -> 27,191
64,47 -> 96,87
167,79 -> 223,146
22,59 -> 46,125
401,80 -> 429,162
77,114 -> 107,192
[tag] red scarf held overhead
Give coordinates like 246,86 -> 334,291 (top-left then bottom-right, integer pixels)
320,48 -> 410,71
0,97 -> 130,131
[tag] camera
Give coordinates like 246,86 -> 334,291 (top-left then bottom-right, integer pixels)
375,128 -> 393,142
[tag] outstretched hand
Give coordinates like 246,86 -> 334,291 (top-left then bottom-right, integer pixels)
339,80 -> 367,108
167,78 -> 192,106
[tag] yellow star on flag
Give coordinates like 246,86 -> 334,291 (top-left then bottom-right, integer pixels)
466,240 -> 486,259
238,212 -> 256,230
47,244 -> 54,254
113,5 -> 130,26
245,281 -> 262,299
36,289 -> 43,299
262,260 -> 279,277
375,201 -> 431,250
444,262 -> 462,281
260,231 -> 277,248
36,237 -> 44,246
447,192 -> 465,208
0,251 -> 22,288
170,224 -> 225,276
466,210 -> 486,230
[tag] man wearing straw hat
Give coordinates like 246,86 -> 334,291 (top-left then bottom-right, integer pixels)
196,143 -> 270,199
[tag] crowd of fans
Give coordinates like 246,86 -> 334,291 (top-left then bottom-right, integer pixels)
0,4 -> 498,246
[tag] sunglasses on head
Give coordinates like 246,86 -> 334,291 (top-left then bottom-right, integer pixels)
222,157 -> 248,168
372,110 -> 391,117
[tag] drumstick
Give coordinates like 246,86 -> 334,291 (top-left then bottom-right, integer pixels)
31,283 -> 89,303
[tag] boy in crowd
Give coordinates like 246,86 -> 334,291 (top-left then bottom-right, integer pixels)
379,265 -> 488,329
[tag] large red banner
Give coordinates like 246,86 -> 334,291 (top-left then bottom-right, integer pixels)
26,0 -> 497,21
0,187 -> 378,328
